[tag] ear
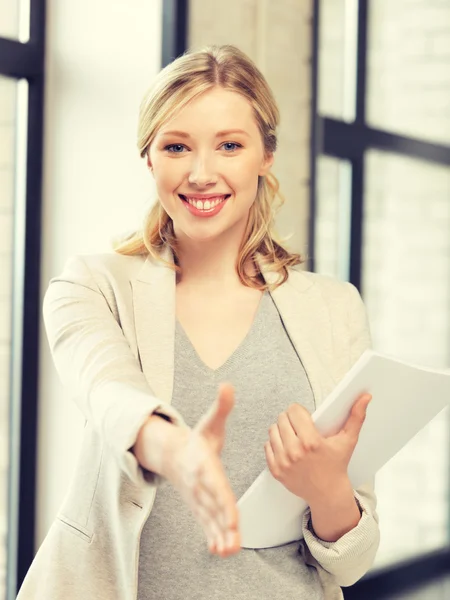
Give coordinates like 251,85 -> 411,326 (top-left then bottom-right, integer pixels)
146,153 -> 153,171
259,152 -> 274,177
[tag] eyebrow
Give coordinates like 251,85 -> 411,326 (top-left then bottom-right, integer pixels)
160,129 -> 250,138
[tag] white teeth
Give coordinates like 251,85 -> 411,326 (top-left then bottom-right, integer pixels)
185,196 -> 227,210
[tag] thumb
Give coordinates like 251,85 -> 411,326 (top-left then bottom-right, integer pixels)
196,383 -> 235,442
341,393 -> 372,441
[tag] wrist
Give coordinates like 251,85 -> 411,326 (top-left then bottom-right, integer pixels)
307,475 -> 353,507
132,414 -> 188,478
308,478 -> 360,542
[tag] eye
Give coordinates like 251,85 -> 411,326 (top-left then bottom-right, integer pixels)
221,142 -> 242,152
165,144 -> 186,153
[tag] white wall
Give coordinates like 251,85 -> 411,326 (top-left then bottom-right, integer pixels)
36,0 -> 162,547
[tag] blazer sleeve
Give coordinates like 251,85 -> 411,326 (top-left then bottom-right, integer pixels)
300,282 -> 381,587
42,255 -> 188,488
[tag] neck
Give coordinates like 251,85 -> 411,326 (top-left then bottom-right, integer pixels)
174,232 -> 259,289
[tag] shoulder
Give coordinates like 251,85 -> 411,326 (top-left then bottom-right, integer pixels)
61,252 -> 146,278
80,252 -> 146,272
286,266 -> 371,359
286,264 -> 353,299
49,252 -> 149,295
285,265 -> 364,325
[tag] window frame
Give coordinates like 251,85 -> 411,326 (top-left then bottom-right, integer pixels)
162,0 -> 188,68
310,0 -> 450,287
0,0 -> 46,597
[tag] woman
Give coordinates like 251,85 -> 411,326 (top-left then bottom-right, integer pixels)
17,45 -> 379,600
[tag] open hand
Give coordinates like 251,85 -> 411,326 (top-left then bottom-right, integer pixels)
264,393 -> 372,505
163,383 -> 240,557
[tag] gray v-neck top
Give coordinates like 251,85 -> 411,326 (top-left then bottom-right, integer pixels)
137,291 -> 325,599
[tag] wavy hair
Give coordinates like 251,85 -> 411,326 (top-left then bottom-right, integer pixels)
114,44 -> 306,290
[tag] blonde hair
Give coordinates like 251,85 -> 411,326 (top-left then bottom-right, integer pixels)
114,44 -> 306,290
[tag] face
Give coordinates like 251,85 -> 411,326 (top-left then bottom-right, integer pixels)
147,87 -> 273,245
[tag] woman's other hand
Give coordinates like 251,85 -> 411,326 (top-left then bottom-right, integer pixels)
264,393 -> 372,506
133,383 -> 240,557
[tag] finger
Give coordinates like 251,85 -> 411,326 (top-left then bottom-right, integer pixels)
277,412 -> 298,447
197,383 -> 235,442
208,513 -> 225,554
191,480 -> 233,553
201,459 -> 239,532
191,494 -> 222,552
342,393 -> 372,440
194,482 -> 226,529
220,529 -> 241,557
268,423 -> 285,458
220,486 -> 239,532
212,527 -> 241,557
264,440 -> 277,475
286,404 -> 321,448
199,480 -> 236,540
286,403 -> 315,438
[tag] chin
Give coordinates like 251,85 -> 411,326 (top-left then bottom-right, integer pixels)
181,228 -> 228,243
174,211 -> 249,245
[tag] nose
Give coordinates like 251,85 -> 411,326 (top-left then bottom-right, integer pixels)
188,154 -> 218,187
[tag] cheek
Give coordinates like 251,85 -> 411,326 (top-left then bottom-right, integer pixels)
227,159 -> 259,191
152,159 -> 184,193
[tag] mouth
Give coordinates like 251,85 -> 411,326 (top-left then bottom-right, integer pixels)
178,194 -> 231,212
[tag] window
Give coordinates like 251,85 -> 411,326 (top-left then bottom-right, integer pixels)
312,0 -> 450,593
0,1 -> 45,598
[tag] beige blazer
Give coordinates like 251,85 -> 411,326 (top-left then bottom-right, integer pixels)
17,246 -> 380,600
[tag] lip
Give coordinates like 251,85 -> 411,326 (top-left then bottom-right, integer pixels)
180,193 -> 230,200
179,193 -> 230,218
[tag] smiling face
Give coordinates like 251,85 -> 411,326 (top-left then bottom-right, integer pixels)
147,87 -> 273,245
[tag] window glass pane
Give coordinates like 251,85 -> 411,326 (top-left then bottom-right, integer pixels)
0,75 -> 16,598
367,0 -> 450,145
362,149 -> 450,568
0,0 -> 29,41
314,156 -> 352,281
318,0 -> 357,121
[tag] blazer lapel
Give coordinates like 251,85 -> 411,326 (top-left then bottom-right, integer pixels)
131,246 -> 177,405
131,247 -> 338,410
257,258 -> 338,410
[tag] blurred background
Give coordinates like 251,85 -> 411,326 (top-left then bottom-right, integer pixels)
0,0 -> 449,598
